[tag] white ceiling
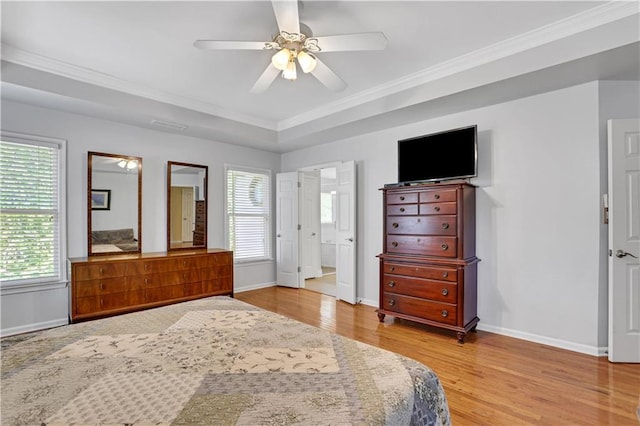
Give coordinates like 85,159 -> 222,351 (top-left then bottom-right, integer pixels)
1,1 -> 639,152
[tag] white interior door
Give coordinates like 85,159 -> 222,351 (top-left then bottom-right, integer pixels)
336,161 -> 357,304
301,171 -> 322,280
608,118 -> 640,363
181,187 -> 194,242
276,172 -> 300,288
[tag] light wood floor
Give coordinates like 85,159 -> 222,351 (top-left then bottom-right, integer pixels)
236,286 -> 640,425
304,268 -> 336,297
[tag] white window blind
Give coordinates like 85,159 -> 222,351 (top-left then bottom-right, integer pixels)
0,139 -> 62,285
226,167 -> 271,261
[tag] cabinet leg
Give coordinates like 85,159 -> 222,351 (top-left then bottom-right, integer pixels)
377,312 -> 386,322
457,331 -> 466,344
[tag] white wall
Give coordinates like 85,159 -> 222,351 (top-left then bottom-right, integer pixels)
282,81 -> 638,355
92,170 -> 139,234
1,100 -> 280,335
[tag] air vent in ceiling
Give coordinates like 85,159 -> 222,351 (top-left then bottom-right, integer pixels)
150,119 -> 188,131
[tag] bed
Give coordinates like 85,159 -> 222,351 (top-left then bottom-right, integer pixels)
91,228 -> 138,252
1,296 -> 450,425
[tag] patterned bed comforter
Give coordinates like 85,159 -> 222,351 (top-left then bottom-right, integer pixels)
1,296 -> 450,425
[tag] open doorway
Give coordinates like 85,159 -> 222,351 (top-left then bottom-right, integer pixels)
303,167 -> 337,297
276,161 -> 356,303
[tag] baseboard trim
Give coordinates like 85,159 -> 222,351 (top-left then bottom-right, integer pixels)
477,323 -> 606,357
234,282 -> 276,293
358,298 -> 377,307
1,318 -> 69,338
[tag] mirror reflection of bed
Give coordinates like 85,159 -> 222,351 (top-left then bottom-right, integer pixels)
89,152 -> 141,256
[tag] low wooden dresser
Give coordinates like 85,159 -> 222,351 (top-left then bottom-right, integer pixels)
70,249 -> 233,322
378,182 -> 479,342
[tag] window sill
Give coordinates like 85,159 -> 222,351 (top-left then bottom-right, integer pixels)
0,280 -> 69,296
234,258 -> 274,267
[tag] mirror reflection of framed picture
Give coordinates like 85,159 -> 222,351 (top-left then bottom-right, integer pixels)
91,189 -> 111,210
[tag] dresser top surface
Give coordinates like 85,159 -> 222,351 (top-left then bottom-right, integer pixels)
380,181 -> 475,192
69,248 -> 232,264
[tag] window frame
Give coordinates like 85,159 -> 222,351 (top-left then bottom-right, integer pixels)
224,164 -> 273,264
0,131 -> 67,293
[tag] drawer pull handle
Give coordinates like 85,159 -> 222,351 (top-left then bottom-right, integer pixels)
434,194 -> 440,200
388,280 -> 396,288
441,310 -> 448,318
441,243 -> 449,251
399,196 -> 405,201
99,283 -> 104,290
99,267 -> 104,274
442,272 -> 449,278
392,222 -> 399,228
434,206 -> 441,212
399,207 -> 405,212
390,266 -> 395,272
392,242 -> 398,247
100,298 -> 103,307
145,278 -> 149,284
388,299 -> 396,307
441,288 -> 449,296
442,223 -> 449,230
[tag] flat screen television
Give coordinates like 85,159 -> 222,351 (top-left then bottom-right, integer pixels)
397,125 -> 477,184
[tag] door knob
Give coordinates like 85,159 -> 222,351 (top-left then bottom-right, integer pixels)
615,250 -> 638,258
346,237 -> 354,242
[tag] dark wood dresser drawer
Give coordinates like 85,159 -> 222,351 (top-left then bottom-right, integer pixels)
387,216 -> 457,236
387,204 -> 418,215
387,192 -> 418,204
382,274 -> 457,302
419,189 -> 457,203
384,262 -> 458,281
419,202 -> 457,215
387,236 -> 457,257
382,293 -> 457,325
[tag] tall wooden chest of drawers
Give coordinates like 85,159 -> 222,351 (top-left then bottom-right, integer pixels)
193,200 -> 206,246
70,249 -> 233,322
378,183 -> 478,342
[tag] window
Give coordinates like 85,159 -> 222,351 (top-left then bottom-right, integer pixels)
225,166 -> 271,262
0,132 -> 66,287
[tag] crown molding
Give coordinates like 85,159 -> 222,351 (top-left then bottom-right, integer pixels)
277,1 -> 640,131
0,43 -> 278,131
1,2 -> 637,137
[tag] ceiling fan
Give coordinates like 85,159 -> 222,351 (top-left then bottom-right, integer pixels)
194,0 -> 387,93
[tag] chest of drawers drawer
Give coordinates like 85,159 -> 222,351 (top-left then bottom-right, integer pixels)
384,262 -> 457,281
419,202 -> 457,215
387,216 -> 457,236
387,204 -> 418,215
383,274 -> 457,302
387,236 -> 457,257
419,189 -> 457,203
382,293 -> 457,325
387,192 -> 418,204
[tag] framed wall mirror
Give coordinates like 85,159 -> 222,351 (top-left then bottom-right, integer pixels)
88,152 -> 142,256
167,161 -> 208,251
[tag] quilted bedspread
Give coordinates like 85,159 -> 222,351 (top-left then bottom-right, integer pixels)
1,296 -> 450,425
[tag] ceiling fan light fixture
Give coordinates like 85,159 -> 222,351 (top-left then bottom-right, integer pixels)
297,50 -> 317,73
271,48 -> 291,71
118,160 -> 138,170
282,57 -> 297,80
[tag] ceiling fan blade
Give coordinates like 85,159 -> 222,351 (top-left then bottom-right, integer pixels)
272,0 -> 300,34
310,57 -> 347,92
250,63 -> 281,94
194,40 -> 267,50
314,32 -> 387,52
